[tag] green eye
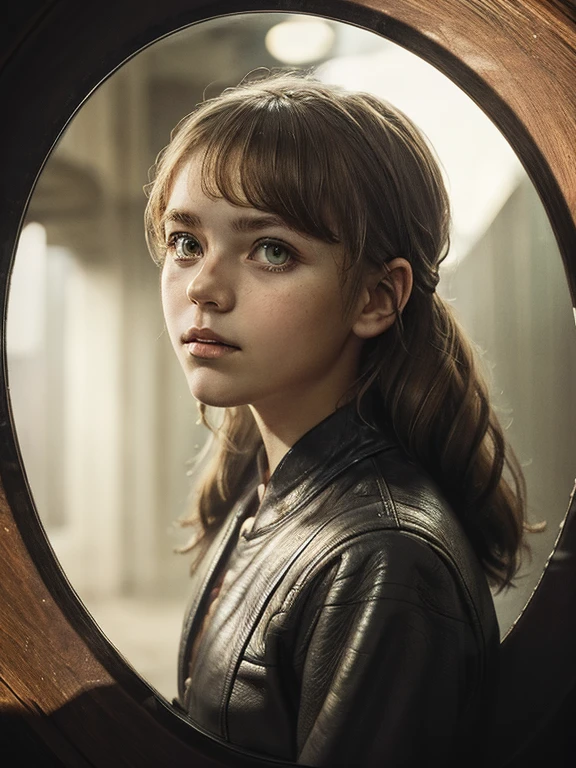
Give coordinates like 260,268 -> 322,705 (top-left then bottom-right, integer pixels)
256,242 -> 294,267
260,242 -> 291,266
173,234 -> 201,259
250,240 -> 296,273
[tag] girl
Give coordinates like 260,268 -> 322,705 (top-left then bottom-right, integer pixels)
144,71 -> 527,767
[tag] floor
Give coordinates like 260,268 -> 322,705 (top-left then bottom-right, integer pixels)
84,594 -> 187,703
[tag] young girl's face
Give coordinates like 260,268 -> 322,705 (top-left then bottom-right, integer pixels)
160,152 -> 368,420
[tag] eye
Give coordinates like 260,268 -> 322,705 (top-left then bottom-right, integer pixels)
251,240 -> 295,271
167,233 -> 202,261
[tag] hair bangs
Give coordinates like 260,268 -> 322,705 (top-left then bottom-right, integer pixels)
196,96 -> 358,253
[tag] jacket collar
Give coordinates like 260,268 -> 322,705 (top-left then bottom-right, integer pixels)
248,391 -> 397,535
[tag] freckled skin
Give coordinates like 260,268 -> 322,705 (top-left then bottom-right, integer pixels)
160,153 -> 369,454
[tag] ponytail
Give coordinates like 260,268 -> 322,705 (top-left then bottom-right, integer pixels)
355,288 -> 528,590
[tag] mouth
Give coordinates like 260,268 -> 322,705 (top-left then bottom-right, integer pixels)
189,339 -> 238,348
181,327 -> 240,349
186,339 -> 239,360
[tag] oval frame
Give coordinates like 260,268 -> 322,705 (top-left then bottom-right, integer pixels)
1,1 -> 575,766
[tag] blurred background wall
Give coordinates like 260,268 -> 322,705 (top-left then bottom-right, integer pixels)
6,13 -> 576,702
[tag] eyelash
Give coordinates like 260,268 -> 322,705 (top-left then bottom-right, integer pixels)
165,232 -> 297,273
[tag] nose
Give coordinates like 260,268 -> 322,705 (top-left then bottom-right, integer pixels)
185,256 -> 235,311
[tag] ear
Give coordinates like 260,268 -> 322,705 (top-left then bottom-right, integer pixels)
352,258 -> 413,340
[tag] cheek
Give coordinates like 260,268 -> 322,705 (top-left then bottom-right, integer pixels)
160,272 -> 182,324
251,288 -> 343,345
160,281 -> 188,354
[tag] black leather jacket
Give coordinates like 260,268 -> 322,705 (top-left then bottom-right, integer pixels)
177,399 -> 500,766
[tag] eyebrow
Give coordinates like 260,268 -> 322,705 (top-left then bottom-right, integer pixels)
161,208 -> 289,234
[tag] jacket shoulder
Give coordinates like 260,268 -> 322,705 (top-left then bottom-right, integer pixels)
301,446 -> 499,651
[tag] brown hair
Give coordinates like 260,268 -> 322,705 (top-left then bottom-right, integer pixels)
145,71 -> 531,590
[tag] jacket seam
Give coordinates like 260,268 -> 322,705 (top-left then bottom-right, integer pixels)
320,594 -> 470,624
371,456 -> 400,526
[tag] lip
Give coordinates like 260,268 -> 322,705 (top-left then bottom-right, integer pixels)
181,326 -> 240,348
187,341 -> 239,360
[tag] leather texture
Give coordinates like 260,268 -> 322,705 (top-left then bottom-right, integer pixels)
176,397 -> 500,766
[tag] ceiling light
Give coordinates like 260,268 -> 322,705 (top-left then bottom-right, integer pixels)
265,18 -> 335,65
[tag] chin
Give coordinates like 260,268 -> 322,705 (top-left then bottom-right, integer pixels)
187,382 -> 250,410
183,367 -> 273,411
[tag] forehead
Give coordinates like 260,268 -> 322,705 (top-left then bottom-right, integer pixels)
164,154 -> 280,233
167,150 -> 244,206
167,153 -> 207,204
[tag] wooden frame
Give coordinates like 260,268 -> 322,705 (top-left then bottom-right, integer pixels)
1,1 -> 575,765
